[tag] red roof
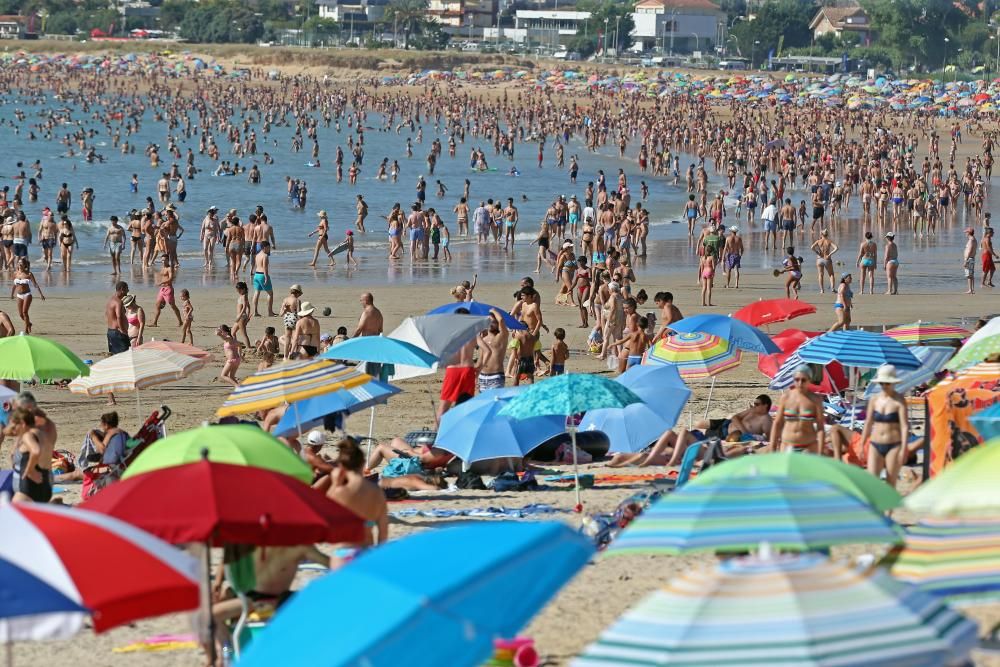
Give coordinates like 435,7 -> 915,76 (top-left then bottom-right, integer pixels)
0,15 -> 26,23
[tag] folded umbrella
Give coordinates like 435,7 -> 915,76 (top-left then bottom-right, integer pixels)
732,298 -> 816,327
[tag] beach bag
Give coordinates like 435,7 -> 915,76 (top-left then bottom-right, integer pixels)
456,470 -> 486,490
382,457 -> 424,478
490,472 -> 523,492
555,443 -> 593,465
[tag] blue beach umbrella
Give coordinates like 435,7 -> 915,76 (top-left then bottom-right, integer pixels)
798,330 -> 921,369
427,301 -> 526,330
607,476 -> 901,556
238,522 -> 593,667
500,374 -> 642,509
319,336 -> 438,369
272,380 -> 401,439
434,388 -> 565,466
666,313 -> 780,354
580,365 -> 691,454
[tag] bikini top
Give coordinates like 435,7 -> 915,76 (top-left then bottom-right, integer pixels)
872,409 -> 900,424
782,404 -> 816,422
13,278 -> 30,286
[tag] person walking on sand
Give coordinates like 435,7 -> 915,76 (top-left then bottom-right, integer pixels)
964,227 -> 977,294
723,225 -> 743,288
10,258 -> 44,334
810,229 -> 838,294
150,255 -> 182,327
830,273 -> 853,332
103,216 -> 125,276
884,231 -> 900,295
856,231 -> 878,295
200,206 -> 220,268
982,227 -> 997,288
252,241 -> 276,317
309,210 -> 332,267
105,281 -> 130,355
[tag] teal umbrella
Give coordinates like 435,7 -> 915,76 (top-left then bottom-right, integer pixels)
498,374 -> 642,511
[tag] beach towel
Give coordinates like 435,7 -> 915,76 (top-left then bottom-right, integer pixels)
390,503 -> 569,520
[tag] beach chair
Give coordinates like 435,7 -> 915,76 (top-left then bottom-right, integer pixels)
223,545 -> 280,660
121,405 -> 171,468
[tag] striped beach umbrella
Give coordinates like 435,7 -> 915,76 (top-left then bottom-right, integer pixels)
798,330 -> 922,369
574,553 -> 978,667
885,322 -> 970,346
885,517 -> 1000,606
864,346 -> 955,398
905,439 -> 1000,518
136,339 -> 212,360
68,349 -> 206,396
217,359 -> 370,417
606,476 -> 900,556
642,332 -> 742,380
666,314 -> 781,354
768,349 -> 849,393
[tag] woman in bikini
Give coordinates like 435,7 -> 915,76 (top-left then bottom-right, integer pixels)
830,272 -> 854,332
216,324 -> 241,387
859,364 -> 908,488
699,253 -> 715,307
810,230 -> 838,294
233,281 -> 252,350
123,293 -> 146,347
10,258 -> 44,334
856,231 -> 878,295
780,247 -> 802,299
58,217 -> 79,271
573,256 -> 591,328
225,217 -> 245,281
769,365 -> 825,455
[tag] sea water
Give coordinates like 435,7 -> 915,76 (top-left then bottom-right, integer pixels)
0,90 -> 985,294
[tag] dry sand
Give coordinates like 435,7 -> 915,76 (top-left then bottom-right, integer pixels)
3,270 -> 999,666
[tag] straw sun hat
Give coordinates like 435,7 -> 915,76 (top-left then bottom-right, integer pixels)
873,364 -> 901,384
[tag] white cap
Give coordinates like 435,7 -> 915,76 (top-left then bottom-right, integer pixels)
305,430 -> 325,446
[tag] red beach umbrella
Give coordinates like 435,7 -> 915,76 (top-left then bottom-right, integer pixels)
80,459 -> 365,547
733,299 -> 817,327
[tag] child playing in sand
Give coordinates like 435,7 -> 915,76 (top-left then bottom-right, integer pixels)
550,328 -> 568,376
255,326 -> 279,370
179,289 -> 194,344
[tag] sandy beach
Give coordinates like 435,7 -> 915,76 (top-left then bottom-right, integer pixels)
3,271 -> 999,666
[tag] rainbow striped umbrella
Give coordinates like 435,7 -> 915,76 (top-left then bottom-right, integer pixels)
885,322 -> 971,346
216,359 -> 370,417
574,553 -> 978,667
641,332 -> 742,380
884,517 -> 1000,606
606,476 -> 901,556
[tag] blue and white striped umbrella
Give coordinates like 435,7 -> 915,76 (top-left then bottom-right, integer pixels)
864,346 -> 955,398
769,350 -> 846,392
798,330 -> 921,370
606,476 -> 901,555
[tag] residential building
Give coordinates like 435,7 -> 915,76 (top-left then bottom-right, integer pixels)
809,4 -> 873,45
631,0 -> 726,54
315,0 -> 387,23
0,15 -> 26,39
510,10 -> 591,46
427,0 -> 497,29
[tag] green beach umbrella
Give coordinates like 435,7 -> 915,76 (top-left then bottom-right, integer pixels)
905,439 -> 1000,518
498,374 -> 642,511
122,424 -> 313,484
0,334 -> 89,382
690,451 -> 902,511
945,333 -> 1000,371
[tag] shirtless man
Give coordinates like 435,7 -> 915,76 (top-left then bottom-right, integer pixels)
105,281 -> 130,354
291,301 -> 321,357
279,284 -> 302,358
252,241 -> 276,317
453,197 -> 469,236
103,216 -> 125,275
722,226 -> 744,288
150,255 -> 182,326
37,213 -> 58,270
436,307 -> 477,426
353,292 -> 383,337
11,212 -> 31,263
200,206 -> 220,268
614,316 -> 651,374
511,323 -> 539,386
254,213 -> 277,254
653,291 -> 683,339
476,309 -> 508,392
963,227 -> 977,294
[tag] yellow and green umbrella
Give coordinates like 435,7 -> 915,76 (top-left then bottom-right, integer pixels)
217,359 -> 370,417
0,334 -> 88,382
122,424 -> 312,484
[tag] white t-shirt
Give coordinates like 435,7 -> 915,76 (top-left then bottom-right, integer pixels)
761,203 -> 777,222
582,206 -> 596,224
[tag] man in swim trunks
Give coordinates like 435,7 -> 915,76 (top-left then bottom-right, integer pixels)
963,227 -> 977,294
476,309 -> 508,392
252,241 -> 276,317
437,309 -> 477,426
104,215 -> 125,275
11,212 -> 30,260
105,281 -> 131,355
722,226 -> 743,288
150,255 -> 183,326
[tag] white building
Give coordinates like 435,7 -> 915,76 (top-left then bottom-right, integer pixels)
315,0 -> 386,23
631,0 -> 725,54
510,10 -> 592,46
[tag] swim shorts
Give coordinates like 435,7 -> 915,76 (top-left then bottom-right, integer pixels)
440,366 -> 476,403
107,328 -> 130,355
477,372 -> 505,393
253,272 -> 273,292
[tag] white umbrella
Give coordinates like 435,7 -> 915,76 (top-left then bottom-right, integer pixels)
386,314 -> 490,381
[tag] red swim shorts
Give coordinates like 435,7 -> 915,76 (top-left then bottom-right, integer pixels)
440,366 -> 476,403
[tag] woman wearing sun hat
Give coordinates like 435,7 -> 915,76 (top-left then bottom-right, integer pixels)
859,364 -> 908,488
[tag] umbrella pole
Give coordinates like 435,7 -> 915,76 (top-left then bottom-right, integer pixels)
703,376 -> 717,420
569,419 -> 582,514
135,388 -> 142,426
205,541 -> 217,667
5,640 -> 11,667
850,368 -> 859,430
366,406 -> 376,463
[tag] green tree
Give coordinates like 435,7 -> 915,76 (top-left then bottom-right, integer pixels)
44,11 -> 77,35
383,0 -> 428,49
729,0 -> 815,65
159,0 -> 193,31
576,0 -> 635,54
860,0 -> 973,71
